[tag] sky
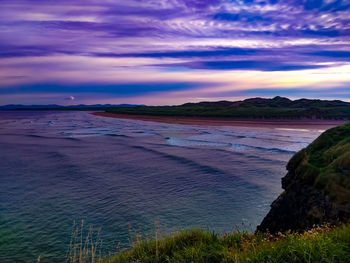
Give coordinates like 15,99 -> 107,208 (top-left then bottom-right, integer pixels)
0,0 -> 349,105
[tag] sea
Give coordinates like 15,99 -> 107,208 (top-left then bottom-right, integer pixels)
0,111 -> 331,262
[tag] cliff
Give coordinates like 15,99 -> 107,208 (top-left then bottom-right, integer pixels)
257,123 -> 350,233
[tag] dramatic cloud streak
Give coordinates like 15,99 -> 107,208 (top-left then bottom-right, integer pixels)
0,0 -> 349,104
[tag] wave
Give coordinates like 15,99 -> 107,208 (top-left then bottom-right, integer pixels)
61,128 -> 113,137
133,145 -> 230,176
167,137 -> 231,147
131,145 -> 265,191
230,143 -> 297,154
167,137 -> 298,154
222,132 -> 309,144
106,134 -> 130,138
275,128 -> 310,132
27,134 -> 46,138
45,151 -> 66,159
26,134 -> 60,140
64,137 -> 81,141
132,145 -> 223,174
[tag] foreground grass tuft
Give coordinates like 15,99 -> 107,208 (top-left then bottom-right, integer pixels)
111,224 -> 350,262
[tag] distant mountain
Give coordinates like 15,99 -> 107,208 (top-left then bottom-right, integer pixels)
0,104 -> 143,110
182,96 -> 350,108
105,96 -> 350,120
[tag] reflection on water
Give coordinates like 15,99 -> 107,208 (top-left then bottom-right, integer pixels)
0,111 -> 326,262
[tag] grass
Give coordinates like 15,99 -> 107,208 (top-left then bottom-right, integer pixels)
62,222 -> 350,262
65,220 -> 103,263
110,224 -> 350,263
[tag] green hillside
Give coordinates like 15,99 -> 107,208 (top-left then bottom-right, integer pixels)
106,96 -> 350,119
288,122 -> 350,204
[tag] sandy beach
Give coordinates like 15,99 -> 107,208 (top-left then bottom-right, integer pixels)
92,112 -> 348,129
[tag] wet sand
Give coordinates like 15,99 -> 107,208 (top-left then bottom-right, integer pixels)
92,112 -> 348,129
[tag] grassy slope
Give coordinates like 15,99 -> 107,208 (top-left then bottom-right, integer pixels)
106,97 -> 350,119
287,122 -> 350,204
112,224 -> 350,262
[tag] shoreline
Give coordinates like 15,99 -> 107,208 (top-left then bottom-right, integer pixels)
92,112 -> 348,129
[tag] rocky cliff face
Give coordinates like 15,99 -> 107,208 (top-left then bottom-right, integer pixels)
257,123 -> 350,233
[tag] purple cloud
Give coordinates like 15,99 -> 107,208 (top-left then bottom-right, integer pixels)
0,0 -> 349,104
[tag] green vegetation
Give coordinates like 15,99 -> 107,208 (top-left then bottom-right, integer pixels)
106,96 -> 350,119
110,224 -> 350,263
287,122 -> 350,204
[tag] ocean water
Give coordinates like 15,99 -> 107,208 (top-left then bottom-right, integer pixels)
0,111 -> 327,262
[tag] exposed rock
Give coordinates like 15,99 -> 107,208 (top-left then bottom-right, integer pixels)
257,174 -> 350,233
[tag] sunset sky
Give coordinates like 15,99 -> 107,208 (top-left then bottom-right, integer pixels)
0,0 -> 349,105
